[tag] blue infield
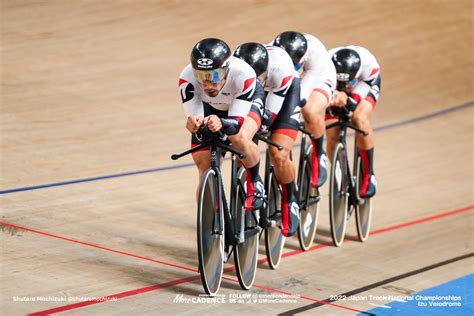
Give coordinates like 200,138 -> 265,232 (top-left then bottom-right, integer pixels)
361,273 -> 473,315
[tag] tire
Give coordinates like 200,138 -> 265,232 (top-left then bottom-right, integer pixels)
329,142 -> 349,247
298,144 -> 320,251
355,154 -> 373,242
265,170 -> 285,269
234,168 -> 259,290
197,169 -> 224,296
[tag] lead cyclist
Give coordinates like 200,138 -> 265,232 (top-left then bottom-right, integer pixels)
178,38 -> 265,211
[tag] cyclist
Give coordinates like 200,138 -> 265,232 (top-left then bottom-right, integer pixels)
272,31 -> 336,194
234,42 -> 300,237
178,38 -> 264,211
327,45 -> 381,198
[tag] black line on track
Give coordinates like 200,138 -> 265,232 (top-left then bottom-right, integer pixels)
278,252 -> 474,316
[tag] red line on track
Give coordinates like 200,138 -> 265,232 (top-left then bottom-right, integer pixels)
260,205 -> 474,262
4,204 -> 470,315
369,205 -> 473,235
0,221 -> 198,274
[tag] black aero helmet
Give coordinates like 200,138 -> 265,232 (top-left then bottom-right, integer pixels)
332,48 -> 361,81
191,38 -> 231,70
233,42 -> 269,77
190,38 -> 231,84
273,31 -> 308,66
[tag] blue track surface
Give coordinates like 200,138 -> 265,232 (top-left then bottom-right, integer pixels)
361,274 -> 473,315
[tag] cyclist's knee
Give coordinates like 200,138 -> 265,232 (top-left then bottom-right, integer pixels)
306,92 -> 328,113
269,146 -> 289,168
352,100 -> 372,127
302,105 -> 324,126
352,112 -> 370,128
229,133 -> 246,148
238,117 -> 259,142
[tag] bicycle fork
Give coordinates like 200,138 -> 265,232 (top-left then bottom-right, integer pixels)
210,150 -> 225,238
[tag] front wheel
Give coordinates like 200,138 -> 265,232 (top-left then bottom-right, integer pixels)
329,142 -> 349,247
298,144 -> 320,251
355,154 -> 373,242
265,170 -> 285,269
197,169 -> 224,296
234,168 -> 259,290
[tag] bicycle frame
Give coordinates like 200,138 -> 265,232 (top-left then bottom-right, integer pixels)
171,134 -> 247,247
326,108 -> 368,207
296,122 -> 321,209
297,123 -> 311,185
172,128 -> 265,293
252,133 -> 283,229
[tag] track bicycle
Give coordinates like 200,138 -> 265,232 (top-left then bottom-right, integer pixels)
326,106 -> 373,247
255,122 -> 321,265
171,127 -> 260,295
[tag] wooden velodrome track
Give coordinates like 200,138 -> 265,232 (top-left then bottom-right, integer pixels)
1,1 -> 473,315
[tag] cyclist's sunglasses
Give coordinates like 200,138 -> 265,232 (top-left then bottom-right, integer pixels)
193,67 -> 229,85
336,73 -> 356,90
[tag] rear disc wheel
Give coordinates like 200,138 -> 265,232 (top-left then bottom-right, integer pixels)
298,145 -> 320,251
355,155 -> 373,242
265,171 -> 285,269
234,168 -> 259,290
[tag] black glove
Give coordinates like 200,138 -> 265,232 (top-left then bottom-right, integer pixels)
221,117 -> 241,136
346,96 -> 358,112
